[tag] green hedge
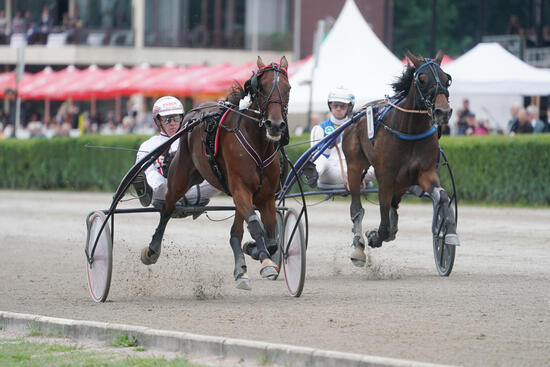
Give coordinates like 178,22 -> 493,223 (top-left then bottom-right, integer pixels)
0,135 -> 146,191
1,133 -> 550,204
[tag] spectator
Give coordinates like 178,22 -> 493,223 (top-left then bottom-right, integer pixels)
11,11 -> 25,34
0,10 -> 9,44
473,116 -> 490,136
525,27 -> 537,47
37,6 -> 53,44
455,99 -> 471,135
545,105 -> 550,128
507,102 -> 521,134
506,15 -> 523,36
526,105 -> 546,134
24,10 -> 39,44
511,108 -> 534,134
464,112 -> 477,135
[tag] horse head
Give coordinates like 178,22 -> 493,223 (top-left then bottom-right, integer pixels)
245,56 -> 290,142
405,50 -> 453,126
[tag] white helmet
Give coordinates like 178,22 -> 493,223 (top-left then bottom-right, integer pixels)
152,96 -> 184,131
327,86 -> 355,110
152,96 -> 184,119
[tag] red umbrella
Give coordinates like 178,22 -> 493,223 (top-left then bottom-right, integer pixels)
85,64 -> 132,99
110,64 -> 178,96
0,71 -> 30,98
21,65 -> 83,100
18,66 -> 58,100
60,64 -> 105,101
133,64 -> 205,96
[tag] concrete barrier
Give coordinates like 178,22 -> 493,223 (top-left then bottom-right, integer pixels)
0,311 -> 454,367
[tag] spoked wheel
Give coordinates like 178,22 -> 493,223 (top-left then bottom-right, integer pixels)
432,204 -> 456,276
269,210 -> 284,280
433,149 -> 458,276
282,208 -> 306,297
85,211 -> 113,302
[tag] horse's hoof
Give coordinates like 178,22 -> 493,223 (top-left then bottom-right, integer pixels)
366,230 -> 382,248
444,233 -> 460,246
243,241 -> 260,260
260,259 -> 279,280
350,245 -> 366,267
235,274 -> 251,290
140,247 -> 159,265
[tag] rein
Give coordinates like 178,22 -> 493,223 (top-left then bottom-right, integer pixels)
386,100 -> 430,115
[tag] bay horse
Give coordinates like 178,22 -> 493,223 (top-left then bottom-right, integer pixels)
342,50 -> 459,266
141,56 -> 290,290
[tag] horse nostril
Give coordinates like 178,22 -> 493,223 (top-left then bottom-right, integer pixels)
279,121 -> 286,130
264,120 -> 272,127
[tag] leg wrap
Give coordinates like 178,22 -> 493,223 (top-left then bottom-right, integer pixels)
247,214 -> 269,261
230,236 -> 246,279
432,187 -> 444,204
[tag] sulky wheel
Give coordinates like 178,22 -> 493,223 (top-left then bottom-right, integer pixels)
85,211 -> 113,302
432,203 -> 456,276
269,210 -> 284,280
282,208 -> 306,297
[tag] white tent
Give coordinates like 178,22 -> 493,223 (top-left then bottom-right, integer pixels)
444,42 -> 550,131
288,0 -> 403,115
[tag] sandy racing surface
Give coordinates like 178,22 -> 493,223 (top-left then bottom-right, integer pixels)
1,190 -> 549,366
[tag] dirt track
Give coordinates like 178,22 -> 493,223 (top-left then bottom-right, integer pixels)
1,190 -> 549,367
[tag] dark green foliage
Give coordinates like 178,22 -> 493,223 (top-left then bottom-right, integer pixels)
0,135 -> 147,191
393,0 -> 537,58
439,135 -> 550,205
2,134 -> 550,205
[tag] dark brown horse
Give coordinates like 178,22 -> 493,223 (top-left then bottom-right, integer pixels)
141,56 -> 290,290
343,50 -> 459,266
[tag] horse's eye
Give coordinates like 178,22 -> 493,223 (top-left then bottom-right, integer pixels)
418,74 -> 427,85
445,74 -> 452,87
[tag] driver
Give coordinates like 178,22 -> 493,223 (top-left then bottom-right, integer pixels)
133,96 -> 220,215
307,87 -> 375,187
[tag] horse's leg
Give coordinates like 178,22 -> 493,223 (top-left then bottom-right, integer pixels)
141,197 -> 175,265
233,187 -> 279,279
256,198 -> 278,256
141,157 -> 192,265
348,162 -> 367,266
229,212 -> 251,290
366,186 -> 392,248
387,195 -> 402,241
418,171 -> 460,246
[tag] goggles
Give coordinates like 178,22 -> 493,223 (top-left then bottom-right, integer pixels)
330,102 -> 349,110
159,115 -> 183,124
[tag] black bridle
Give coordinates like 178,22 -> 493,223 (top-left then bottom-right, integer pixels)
245,62 -> 290,126
413,60 -> 452,112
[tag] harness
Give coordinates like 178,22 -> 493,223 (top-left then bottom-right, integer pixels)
198,63 -> 289,197
368,59 -> 451,142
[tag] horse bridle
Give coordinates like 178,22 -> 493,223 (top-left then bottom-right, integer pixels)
413,60 -> 452,112
246,63 -> 289,127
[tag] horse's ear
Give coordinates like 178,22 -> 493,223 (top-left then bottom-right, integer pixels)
434,49 -> 444,65
257,56 -> 265,69
405,49 -> 422,69
280,56 -> 288,69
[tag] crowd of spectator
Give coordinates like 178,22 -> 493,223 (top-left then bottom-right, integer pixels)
506,15 -> 550,48
451,98 -> 550,137
0,6 -> 82,45
0,99 -> 156,140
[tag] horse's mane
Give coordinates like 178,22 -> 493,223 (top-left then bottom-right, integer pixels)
226,81 -> 246,105
391,66 -> 415,96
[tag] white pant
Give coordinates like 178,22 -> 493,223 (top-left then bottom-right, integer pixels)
152,180 -> 220,202
316,156 -> 376,186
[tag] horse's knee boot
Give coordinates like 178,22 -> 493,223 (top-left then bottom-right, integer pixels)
246,214 -> 269,261
230,236 -> 247,279
388,206 -> 399,241
351,207 -> 365,245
